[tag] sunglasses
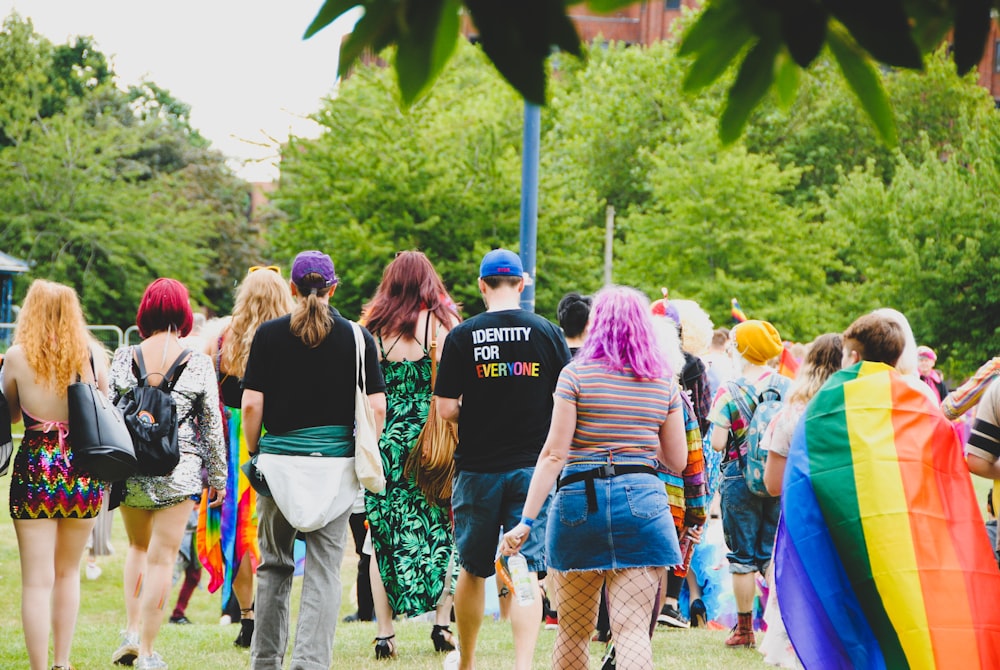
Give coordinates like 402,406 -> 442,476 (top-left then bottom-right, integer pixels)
248,265 -> 281,276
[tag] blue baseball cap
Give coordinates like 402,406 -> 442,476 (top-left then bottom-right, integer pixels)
479,249 -> 523,279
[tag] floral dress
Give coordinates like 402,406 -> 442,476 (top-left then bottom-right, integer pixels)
364,347 -> 456,617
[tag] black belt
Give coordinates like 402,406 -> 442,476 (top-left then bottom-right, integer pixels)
557,464 -> 658,512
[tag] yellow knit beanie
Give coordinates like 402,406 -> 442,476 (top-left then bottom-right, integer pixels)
733,320 -> 783,365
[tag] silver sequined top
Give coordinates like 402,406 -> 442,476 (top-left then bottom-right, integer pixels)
109,347 -> 227,509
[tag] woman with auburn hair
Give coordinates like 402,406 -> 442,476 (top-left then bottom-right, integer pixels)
501,285 -> 687,670
197,266 -> 294,646
362,250 -> 461,659
109,278 -> 226,670
3,279 -> 108,670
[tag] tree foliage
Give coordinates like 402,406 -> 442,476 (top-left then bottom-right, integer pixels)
306,0 -> 997,146
0,13 -> 261,326
271,38 -> 1000,374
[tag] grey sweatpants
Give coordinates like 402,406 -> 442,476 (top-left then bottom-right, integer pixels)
250,494 -> 352,670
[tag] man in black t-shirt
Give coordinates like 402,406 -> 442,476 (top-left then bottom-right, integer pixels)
435,249 -> 570,670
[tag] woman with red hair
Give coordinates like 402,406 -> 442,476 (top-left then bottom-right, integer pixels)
362,251 -> 461,659
109,278 -> 227,670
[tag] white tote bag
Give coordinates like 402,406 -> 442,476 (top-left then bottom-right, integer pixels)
255,453 -> 357,532
352,322 -> 385,494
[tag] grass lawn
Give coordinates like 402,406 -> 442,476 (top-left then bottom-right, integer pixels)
0,471 -> 774,670
3,468 -> 990,669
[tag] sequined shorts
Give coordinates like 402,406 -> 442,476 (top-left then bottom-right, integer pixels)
9,431 -> 104,520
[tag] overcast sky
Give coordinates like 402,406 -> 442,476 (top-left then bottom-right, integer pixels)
1,1 -> 360,181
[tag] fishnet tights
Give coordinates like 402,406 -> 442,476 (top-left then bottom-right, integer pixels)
551,567 -> 664,670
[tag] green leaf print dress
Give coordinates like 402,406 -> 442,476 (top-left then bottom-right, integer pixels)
364,345 -> 457,617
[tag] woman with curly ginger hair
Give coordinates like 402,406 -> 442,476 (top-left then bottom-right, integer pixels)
3,279 -> 109,670
199,267 -> 294,646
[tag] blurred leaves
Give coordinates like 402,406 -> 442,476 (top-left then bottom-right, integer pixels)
306,0 -> 999,144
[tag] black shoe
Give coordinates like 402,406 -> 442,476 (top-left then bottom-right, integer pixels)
168,615 -> 192,624
373,635 -> 397,660
431,625 -> 456,652
657,604 -> 690,628
342,612 -> 371,623
234,619 -> 254,648
689,599 -> 708,628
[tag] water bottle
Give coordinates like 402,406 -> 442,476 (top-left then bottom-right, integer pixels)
507,553 -> 536,607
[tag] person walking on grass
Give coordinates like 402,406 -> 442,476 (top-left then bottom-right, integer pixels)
434,249 -> 571,670
242,250 -> 386,670
3,280 -> 109,670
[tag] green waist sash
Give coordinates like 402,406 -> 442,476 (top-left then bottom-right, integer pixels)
258,425 -> 355,458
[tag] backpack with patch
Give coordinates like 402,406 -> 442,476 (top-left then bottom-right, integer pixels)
726,373 -> 791,497
115,347 -> 192,476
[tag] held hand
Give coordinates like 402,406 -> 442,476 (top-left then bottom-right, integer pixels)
500,523 -> 530,557
208,486 -> 225,508
686,525 -> 703,544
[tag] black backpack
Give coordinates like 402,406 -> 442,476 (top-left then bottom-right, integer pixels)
115,347 -> 192,476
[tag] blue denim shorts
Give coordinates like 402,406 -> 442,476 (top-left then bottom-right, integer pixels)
546,461 -> 681,572
452,467 -> 551,577
720,459 -> 780,573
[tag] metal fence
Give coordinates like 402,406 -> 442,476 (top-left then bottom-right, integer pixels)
0,324 -> 128,355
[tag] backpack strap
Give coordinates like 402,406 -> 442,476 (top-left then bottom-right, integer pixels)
133,346 -> 192,391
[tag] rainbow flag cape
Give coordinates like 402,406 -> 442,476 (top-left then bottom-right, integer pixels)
775,361 -> 1000,669
731,298 -> 747,324
778,345 -> 800,379
197,406 -> 259,605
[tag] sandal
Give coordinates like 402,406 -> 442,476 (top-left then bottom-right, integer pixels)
431,624 -> 456,652
373,634 -> 397,660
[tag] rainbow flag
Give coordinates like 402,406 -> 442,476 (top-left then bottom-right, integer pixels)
778,345 -> 800,379
775,361 -> 1000,669
730,297 -> 747,324
197,406 -> 259,604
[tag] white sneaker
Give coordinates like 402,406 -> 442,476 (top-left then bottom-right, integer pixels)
111,630 -> 140,666
85,561 -> 102,580
443,650 -> 461,670
135,652 -> 168,670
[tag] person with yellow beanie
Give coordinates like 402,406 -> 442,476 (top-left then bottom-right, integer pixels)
707,319 -> 789,649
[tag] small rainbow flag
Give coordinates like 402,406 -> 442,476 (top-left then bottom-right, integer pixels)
775,361 -> 1000,669
778,345 -> 800,379
731,297 -> 747,324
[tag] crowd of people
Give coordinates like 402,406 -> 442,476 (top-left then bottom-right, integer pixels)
3,247 -> 1000,670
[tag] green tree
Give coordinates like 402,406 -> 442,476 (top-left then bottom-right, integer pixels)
0,15 -> 260,325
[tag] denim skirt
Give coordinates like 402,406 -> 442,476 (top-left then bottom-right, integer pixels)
546,461 -> 681,571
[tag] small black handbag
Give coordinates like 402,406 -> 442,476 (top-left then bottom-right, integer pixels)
68,360 -> 137,482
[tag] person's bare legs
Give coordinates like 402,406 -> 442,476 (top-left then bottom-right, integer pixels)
15,519 -> 57,670
508,572 -> 543,670
550,569 -> 603,670
233,552 -> 255,619
369,549 -> 395,642
454,568 -> 484,670
51,518 -> 98,668
732,571 -> 756,613
121,501 -> 194,657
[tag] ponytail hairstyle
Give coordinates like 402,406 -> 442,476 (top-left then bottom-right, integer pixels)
290,279 -> 333,348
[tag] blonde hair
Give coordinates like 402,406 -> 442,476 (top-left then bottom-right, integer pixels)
290,278 -> 333,348
13,279 -> 92,395
672,299 -> 714,356
788,333 -> 844,406
222,270 -> 294,376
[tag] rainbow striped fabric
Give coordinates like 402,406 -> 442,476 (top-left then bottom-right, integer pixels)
775,361 -> 1000,669
197,406 -> 259,603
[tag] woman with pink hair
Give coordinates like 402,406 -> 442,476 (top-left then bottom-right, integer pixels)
501,285 -> 687,670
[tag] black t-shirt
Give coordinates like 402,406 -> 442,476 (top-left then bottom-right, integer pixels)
435,309 -> 571,473
242,307 -> 386,435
